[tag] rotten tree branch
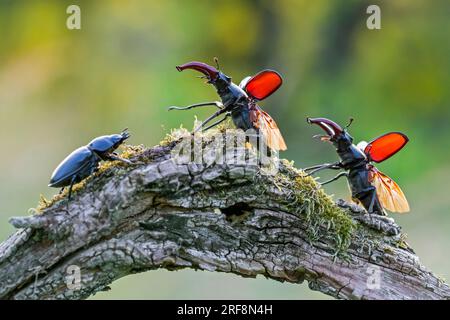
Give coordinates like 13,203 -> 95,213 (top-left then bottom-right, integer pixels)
0,132 -> 449,300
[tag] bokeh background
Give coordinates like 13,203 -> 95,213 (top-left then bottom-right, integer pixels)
0,0 -> 448,299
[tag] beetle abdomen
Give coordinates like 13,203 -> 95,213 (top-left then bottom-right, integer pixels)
49,147 -> 98,187
347,168 -> 372,196
231,107 -> 253,131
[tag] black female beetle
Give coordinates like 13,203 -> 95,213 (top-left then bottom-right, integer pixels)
48,129 -> 132,199
305,117 -> 409,215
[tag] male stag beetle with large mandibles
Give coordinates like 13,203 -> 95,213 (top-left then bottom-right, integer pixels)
305,117 -> 409,216
48,129 -> 133,199
168,58 -> 287,152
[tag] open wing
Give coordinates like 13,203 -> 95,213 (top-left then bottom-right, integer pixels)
250,105 -> 287,151
242,70 -> 282,101
368,166 -> 410,213
364,132 -> 409,163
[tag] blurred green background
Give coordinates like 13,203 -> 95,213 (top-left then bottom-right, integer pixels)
0,0 -> 449,299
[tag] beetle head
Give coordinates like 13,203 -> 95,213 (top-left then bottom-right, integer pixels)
176,60 -> 231,93
89,129 -> 130,154
307,117 -> 354,150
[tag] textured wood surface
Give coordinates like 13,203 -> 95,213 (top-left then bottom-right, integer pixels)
1,134 -> 448,300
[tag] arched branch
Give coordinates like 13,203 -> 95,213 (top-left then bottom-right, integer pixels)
0,130 -> 448,300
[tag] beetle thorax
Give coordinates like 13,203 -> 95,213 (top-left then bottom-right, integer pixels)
217,82 -> 248,108
337,143 -> 367,167
88,134 -> 123,154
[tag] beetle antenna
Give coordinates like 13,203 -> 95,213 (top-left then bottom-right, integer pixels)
345,117 -> 354,130
214,57 -> 220,71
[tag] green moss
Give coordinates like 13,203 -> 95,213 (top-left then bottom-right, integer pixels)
159,119 -> 236,147
159,125 -> 191,146
160,127 -> 356,255
383,246 -> 395,254
394,232 -> 410,250
216,118 -> 234,132
35,194 -> 53,213
274,161 -> 356,256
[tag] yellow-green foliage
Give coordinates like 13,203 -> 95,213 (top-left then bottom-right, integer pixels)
96,144 -> 146,173
159,125 -> 191,146
395,232 -> 410,250
159,120 -> 235,147
276,160 -> 356,255
216,118 -> 234,132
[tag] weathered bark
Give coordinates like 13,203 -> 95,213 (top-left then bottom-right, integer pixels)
0,133 -> 449,300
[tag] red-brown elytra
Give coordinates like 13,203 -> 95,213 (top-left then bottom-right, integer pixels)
169,59 -> 287,151
305,117 -> 409,215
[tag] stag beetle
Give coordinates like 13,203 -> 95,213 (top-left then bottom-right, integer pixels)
305,117 -> 409,215
168,59 -> 287,151
48,129 -> 132,199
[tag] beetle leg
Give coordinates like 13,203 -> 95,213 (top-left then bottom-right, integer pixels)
200,112 -> 231,131
193,108 -> 228,133
304,164 -> 329,171
107,154 -> 133,165
305,162 -> 342,175
59,187 -> 65,195
67,175 -> 77,200
368,190 -> 377,213
168,101 -> 223,111
320,172 -> 348,186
